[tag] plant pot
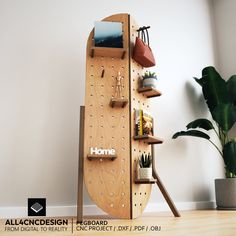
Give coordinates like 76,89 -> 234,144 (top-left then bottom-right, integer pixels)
139,167 -> 152,179
142,77 -> 157,88
215,178 -> 236,210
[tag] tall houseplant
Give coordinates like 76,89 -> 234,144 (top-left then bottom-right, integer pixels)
172,66 -> 236,209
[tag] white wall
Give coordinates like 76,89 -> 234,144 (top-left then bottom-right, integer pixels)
212,0 -> 236,137
0,0 -> 223,217
213,0 -> 236,78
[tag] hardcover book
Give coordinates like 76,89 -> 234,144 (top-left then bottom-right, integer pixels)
135,109 -> 153,136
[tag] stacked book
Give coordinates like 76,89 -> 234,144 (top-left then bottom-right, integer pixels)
134,109 -> 153,136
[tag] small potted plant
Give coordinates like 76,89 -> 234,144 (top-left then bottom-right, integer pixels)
142,71 -> 157,88
138,153 -> 152,179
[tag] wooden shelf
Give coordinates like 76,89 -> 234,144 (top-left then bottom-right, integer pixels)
87,154 -> 117,161
110,98 -> 128,108
138,86 -> 162,98
90,47 -> 126,59
134,134 -> 163,144
135,178 -> 157,184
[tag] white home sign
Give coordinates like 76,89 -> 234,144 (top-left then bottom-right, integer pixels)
90,147 -> 115,155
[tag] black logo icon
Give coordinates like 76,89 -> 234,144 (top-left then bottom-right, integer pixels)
28,198 -> 46,216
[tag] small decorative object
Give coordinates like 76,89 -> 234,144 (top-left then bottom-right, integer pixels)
142,71 -> 158,88
90,147 -> 116,156
114,71 -> 124,99
138,153 -> 152,179
132,26 -> 156,67
87,147 -> 117,161
94,21 -> 123,48
109,71 -> 128,108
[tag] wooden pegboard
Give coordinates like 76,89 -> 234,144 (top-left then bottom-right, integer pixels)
84,14 -> 131,219
83,13 -> 153,219
129,16 -> 153,219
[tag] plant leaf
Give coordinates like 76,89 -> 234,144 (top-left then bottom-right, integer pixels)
193,77 -> 205,87
172,130 -> 210,140
212,103 -> 236,132
197,67 -> 229,113
223,141 -> 236,175
186,118 -> 214,131
227,75 -> 236,105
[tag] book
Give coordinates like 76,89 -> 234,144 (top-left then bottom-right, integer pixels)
134,109 -> 153,136
142,110 -> 153,135
135,109 -> 143,136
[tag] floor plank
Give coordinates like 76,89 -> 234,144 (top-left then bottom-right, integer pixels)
0,210 -> 236,236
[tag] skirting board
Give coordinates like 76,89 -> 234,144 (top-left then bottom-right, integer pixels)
0,201 -> 216,219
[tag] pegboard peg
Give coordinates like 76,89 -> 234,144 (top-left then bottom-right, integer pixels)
101,69 -> 105,78
121,51 -> 126,59
91,48 -> 95,58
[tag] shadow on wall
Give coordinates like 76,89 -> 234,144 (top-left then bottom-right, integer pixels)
193,184 -> 212,201
185,81 -> 209,117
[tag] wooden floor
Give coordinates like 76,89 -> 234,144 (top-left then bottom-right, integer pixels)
1,210 -> 236,236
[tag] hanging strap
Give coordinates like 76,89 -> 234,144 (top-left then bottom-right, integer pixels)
145,28 -> 150,46
137,26 -> 150,46
141,29 -> 146,44
138,30 -> 145,43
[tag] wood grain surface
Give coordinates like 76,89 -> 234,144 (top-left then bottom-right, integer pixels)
84,14 -> 131,219
83,13 -> 158,219
129,16 -> 153,219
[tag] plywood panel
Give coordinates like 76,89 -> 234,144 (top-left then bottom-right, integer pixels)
84,14 -> 131,219
129,16 -> 153,219
83,13 -> 153,219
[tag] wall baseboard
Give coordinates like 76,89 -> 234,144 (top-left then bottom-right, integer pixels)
0,201 -> 216,219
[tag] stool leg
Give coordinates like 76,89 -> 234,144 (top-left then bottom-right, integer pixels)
77,106 -> 85,223
151,145 -> 180,217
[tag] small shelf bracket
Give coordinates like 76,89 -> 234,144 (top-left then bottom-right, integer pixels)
137,86 -> 162,98
110,98 -> 128,108
87,154 -> 117,161
134,134 -> 163,144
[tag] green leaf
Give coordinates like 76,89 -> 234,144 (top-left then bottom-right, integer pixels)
186,118 -> 214,131
194,77 -> 204,86
212,103 -> 236,132
223,141 -> 236,175
227,75 -> 236,105
172,130 -> 210,140
198,67 -> 229,113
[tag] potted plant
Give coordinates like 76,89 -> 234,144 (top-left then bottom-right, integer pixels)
172,66 -> 236,209
138,153 -> 152,179
142,71 -> 158,88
